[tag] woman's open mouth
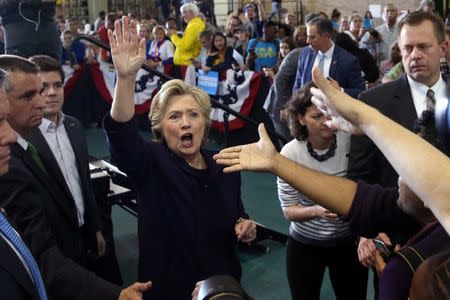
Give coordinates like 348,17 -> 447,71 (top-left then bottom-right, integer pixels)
181,133 -> 194,147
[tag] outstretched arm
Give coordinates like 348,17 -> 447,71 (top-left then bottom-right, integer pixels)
310,67 -> 450,234
214,124 -> 357,215
109,16 -> 146,123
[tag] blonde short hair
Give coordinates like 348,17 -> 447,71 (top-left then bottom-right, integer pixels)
149,79 -> 212,144
152,25 -> 166,36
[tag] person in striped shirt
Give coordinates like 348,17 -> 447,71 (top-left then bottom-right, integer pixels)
278,81 -> 367,300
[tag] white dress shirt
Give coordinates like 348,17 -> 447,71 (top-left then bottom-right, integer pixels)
407,75 -> 447,118
313,42 -> 335,79
38,114 -> 85,227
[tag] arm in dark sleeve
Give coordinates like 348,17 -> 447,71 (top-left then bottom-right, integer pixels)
347,134 -> 378,182
103,113 -> 151,183
359,49 -> 379,83
340,181 -> 421,239
274,48 -> 301,110
292,52 -> 304,94
234,172 -> 249,220
342,56 -> 366,98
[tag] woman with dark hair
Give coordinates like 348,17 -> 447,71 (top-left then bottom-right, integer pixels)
335,32 -> 379,85
330,8 -> 341,32
203,31 -> 237,79
275,81 -> 367,299
344,14 -> 365,43
363,11 -> 374,30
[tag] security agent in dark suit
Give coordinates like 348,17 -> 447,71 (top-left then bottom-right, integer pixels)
349,11 -> 448,203
0,54 -> 94,267
26,56 -> 103,261
27,55 -> 122,284
292,17 -> 366,98
0,79 -> 41,300
0,55 -> 151,299
348,10 -> 449,294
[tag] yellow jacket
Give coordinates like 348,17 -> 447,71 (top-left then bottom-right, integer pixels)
171,17 -> 205,66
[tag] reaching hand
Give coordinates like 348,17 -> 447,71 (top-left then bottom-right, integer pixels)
213,124 -> 277,173
316,206 -> 339,220
310,67 -> 364,135
108,16 -> 146,79
235,219 -> 257,244
119,281 -> 152,300
357,237 -> 376,267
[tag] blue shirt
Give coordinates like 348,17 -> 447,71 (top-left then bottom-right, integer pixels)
247,38 -> 279,72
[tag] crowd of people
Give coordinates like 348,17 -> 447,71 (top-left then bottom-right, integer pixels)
0,0 -> 449,300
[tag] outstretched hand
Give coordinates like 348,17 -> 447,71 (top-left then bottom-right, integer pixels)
108,16 -> 146,79
119,281 -> 152,300
310,67 -> 364,135
213,124 -> 277,173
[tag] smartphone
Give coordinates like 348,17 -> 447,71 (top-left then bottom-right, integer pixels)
373,238 -> 392,258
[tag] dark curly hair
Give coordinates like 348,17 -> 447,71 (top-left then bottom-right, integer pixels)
284,81 -> 317,141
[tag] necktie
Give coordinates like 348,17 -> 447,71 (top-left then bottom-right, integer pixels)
426,89 -> 436,111
0,212 -> 48,300
318,53 -> 325,74
440,58 -> 449,82
27,143 -> 47,174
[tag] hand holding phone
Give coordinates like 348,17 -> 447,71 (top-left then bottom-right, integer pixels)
373,238 -> 392,258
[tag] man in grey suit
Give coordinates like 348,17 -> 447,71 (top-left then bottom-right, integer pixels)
348,11 -> 449,292
264,47 -> 302,144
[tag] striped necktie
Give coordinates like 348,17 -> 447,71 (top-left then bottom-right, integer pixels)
0,212 -> 48,300
426,89 -> 436,111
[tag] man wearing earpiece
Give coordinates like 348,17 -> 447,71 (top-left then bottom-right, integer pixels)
0,0 -> 61,60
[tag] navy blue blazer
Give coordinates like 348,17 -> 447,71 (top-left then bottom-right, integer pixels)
104,115 -> 249,300
292,45 -> 366,98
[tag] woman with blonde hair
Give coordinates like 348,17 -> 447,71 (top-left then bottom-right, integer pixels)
139,23 -> 154,59
103,17 -> 256,300
147,25 -> 174,73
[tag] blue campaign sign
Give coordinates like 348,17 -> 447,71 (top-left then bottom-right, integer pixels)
197,70 -> 219,95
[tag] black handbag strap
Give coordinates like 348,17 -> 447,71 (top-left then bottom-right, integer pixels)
395,246 -> 425,274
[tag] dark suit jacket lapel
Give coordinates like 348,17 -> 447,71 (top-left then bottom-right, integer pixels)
11,143 -> 77,226
393,75 -> 418,130
329,46 -> 339,80
29,129 -> 74,203
303,48 -> 315,83
64,118 -> 84,186
0,213 -> 39,300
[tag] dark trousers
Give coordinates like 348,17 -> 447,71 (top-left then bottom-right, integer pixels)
286,235 -> 368,300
